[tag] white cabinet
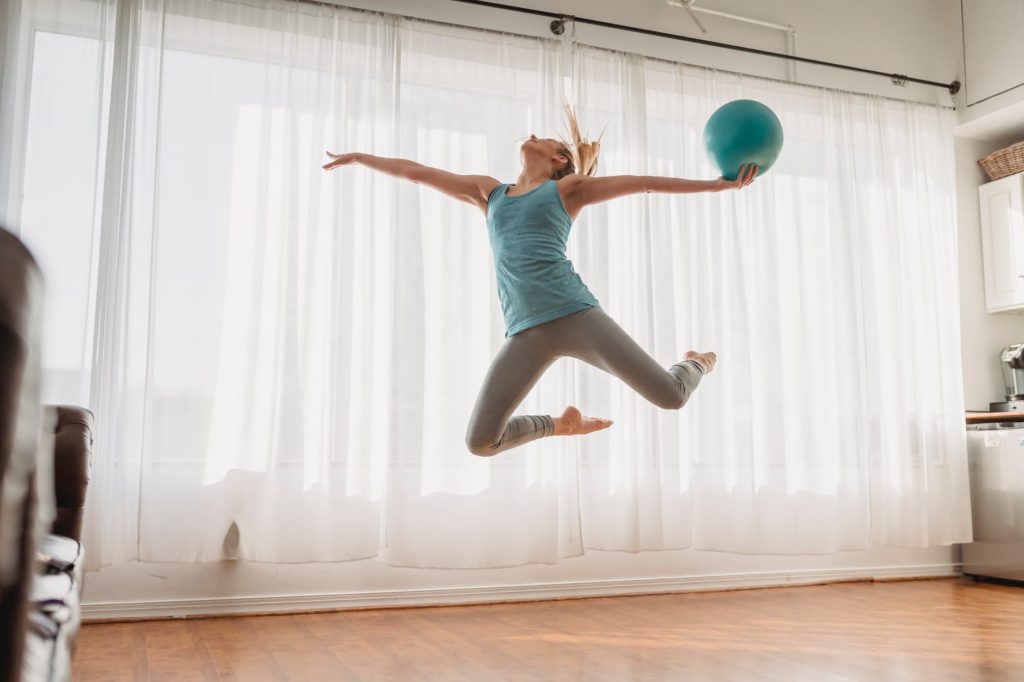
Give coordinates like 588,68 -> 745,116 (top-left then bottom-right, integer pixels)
962,0 -> 1024,106
979,172 -> 1024,312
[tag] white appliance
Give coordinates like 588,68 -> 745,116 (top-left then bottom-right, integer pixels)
963,422 -> 1024,583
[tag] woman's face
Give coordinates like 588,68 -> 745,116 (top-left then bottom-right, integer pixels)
522,134 -> 568,169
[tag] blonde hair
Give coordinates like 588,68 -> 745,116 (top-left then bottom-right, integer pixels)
553,103 -> 603,180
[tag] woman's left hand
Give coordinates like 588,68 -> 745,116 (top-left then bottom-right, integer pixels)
322,151 -> 363,170
715,163 -> 758,190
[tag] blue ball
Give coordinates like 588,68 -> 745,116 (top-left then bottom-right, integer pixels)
703,99 -> 784,181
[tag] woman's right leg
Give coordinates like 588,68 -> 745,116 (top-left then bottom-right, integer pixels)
547,306 -> 708,410
464,328 -> 560,456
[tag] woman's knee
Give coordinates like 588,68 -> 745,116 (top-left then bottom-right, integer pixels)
657,392 -> 689,411
465,430 -> 499,457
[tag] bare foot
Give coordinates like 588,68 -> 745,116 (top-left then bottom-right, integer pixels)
552,405 -> 613,436
684,350 -> 717,374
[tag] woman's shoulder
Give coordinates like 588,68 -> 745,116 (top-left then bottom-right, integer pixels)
555,174 -> 587,192
484,179 -> 505,200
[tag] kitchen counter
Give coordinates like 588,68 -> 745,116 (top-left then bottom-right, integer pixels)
966,411 -> 1024,425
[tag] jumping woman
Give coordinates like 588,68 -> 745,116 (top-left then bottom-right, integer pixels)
323,105 -> 757,456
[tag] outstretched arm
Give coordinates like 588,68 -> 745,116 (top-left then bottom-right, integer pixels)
323,152 -> 499,214
562,164 -> 758,214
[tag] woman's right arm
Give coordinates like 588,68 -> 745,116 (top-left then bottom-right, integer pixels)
323,152 -> 499,215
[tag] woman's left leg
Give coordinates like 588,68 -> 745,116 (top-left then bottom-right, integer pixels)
464,327 -> 560,456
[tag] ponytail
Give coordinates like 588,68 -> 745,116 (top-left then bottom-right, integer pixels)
554,103 -> 604,180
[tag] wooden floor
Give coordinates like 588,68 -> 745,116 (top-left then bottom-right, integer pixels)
73,578 -> 1024,681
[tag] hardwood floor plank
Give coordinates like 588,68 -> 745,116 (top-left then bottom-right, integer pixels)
73,579 -> 1024,681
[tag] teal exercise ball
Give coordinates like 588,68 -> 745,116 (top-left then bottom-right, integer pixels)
703,99 -> 783,181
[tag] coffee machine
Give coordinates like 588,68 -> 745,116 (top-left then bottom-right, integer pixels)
991,343 -> 1024,412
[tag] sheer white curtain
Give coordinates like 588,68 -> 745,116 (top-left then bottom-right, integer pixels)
570,49 -> 970,553
0,0 -> 971,572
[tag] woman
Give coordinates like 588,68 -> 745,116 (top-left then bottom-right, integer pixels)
323,106 -> 757,456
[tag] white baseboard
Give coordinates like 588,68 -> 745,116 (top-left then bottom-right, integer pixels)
81,562 -> 961,622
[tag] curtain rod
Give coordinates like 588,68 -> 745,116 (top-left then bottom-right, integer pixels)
450,0 -> 961,96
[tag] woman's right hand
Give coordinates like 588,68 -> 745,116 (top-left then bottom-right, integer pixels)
322,151 -> 363,170
714,163 -> 758,190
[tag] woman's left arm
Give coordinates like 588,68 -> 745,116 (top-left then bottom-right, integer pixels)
563,164 -> 758,213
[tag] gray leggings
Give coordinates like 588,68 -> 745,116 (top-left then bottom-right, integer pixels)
465,305 -> 704,456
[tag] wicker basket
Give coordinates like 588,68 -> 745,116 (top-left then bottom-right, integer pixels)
979,141 -> 1024,181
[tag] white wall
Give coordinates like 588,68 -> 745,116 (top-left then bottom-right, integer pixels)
81,0 -> 966,618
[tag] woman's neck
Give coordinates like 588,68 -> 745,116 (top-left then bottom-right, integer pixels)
512,168 -> 551,189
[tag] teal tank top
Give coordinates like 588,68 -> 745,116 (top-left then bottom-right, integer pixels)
486,179 -> 599,337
